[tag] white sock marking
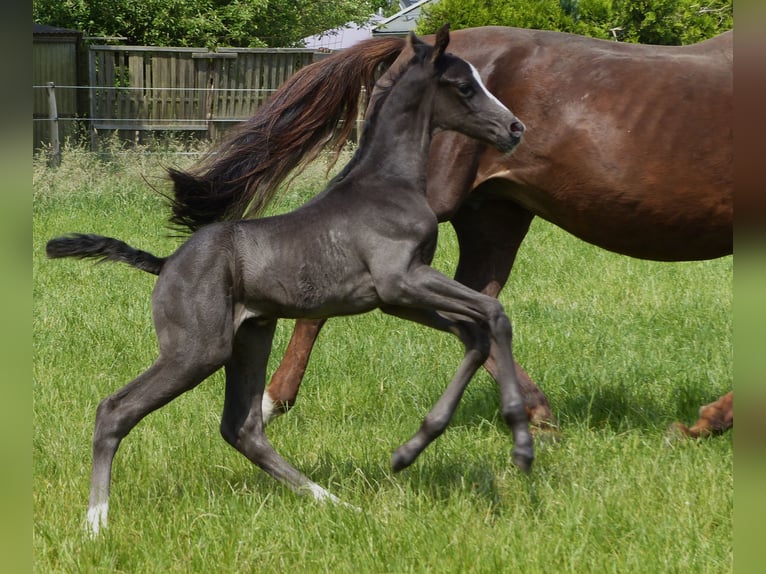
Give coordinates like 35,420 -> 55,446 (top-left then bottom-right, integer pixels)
86,502 -> 108,537
261,394 -> 277,425
306,482 -> 361,512
307,481 -> 341,503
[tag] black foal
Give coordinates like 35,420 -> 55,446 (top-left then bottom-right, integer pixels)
47,26 -> 532,536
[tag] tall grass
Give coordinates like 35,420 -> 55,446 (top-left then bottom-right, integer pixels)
33,142 -> 732,573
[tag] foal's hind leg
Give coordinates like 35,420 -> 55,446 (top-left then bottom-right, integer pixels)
87,353 -> 225,536
220,319 -> 344,504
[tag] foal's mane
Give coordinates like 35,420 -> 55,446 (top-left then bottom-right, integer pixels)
329,59 -> 411,183
330,38 -> 448,183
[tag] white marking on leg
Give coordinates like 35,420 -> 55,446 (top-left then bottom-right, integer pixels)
86,502 -> 108,537
261,394 -> 277,426
307,481 -> 341,503
306,482 -> 361,512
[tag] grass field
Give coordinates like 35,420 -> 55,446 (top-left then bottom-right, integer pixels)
33,144 -> 733,573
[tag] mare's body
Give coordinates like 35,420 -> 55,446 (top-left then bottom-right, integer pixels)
177,27 -> 731,429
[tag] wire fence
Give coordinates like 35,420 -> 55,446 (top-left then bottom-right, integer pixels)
33,44 -> 330,161
33,81 -> 364,165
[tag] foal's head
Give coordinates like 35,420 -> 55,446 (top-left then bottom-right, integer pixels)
409,25 -> 525,154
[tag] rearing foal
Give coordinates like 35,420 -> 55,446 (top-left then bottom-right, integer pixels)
46,27 -> 533,536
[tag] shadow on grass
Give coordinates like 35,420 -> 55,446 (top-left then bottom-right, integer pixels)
136,373 -> 730,511
447,373 -> 729,435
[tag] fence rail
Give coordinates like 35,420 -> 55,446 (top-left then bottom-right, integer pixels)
33,44 -> 329,150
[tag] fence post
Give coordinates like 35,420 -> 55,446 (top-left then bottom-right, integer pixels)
206,70 -> 216,141
47,82 -> 61,166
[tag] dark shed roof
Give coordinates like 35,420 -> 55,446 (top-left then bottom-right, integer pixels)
33,23 -> 82,36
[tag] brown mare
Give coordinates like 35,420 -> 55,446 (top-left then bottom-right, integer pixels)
168,26 -> 733,435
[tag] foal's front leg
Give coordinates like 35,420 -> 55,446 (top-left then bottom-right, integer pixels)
379,265 -> 534,473
451,197 -> 555,428
380,306 -> 490,471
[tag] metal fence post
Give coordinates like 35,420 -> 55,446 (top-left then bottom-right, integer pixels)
47,82 -> 61,166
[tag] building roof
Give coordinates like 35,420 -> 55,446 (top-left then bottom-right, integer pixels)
372,0 -> 435,36
302,14 -> 385,50
33,23 -> 82,36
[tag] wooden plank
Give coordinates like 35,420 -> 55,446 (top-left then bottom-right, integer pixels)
151,54 -> 168,123
129,54 -> 145,124
88,48 -> 98,149
218,58 -> 230,120
244,55 -> 254,117
103,51 -> 116,124
170,53 -> 179,120
178,54 -> 192,121
253,52 -> 264,109
195,57 -> 209,123
91,121 -> 207,131
47,83 -> 60,165
230,58 -> 241,118
117,51 -> 130,124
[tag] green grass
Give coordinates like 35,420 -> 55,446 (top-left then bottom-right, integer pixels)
33,144 -> 733,573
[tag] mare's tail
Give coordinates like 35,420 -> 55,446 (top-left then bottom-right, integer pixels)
167,36 -> 407,233
46,234 -> 166,275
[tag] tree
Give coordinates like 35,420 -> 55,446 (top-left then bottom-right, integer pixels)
33,0 -> 391,47
616,0 -> 733,44
416,0 -> 733,45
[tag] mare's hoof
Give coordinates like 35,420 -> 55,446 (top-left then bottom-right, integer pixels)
667,421 -> 702,440
530,420 -> 561,443
527,404 -> 557,428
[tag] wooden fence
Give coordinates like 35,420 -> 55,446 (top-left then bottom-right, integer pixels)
32,27 -> 83,151
87,45 -> 324,143
34,42 -> 327,150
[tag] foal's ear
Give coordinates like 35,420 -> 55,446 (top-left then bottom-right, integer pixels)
432,23 -> 450,63
407,30 -> 426,55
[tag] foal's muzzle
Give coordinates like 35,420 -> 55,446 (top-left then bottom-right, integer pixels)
510,119 -> 525,140
496,117 -> 525,153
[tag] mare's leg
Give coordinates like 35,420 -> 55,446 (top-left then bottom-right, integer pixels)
378,266 -> 534,472
263,318 -> 326,424
451,196 -> 556,427
671,391 -> 733,438
220,319 -> 343,503
380,306 -> 490,471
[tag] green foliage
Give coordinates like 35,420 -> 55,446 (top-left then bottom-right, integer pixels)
33,0 -> 390,47
617,0 -> 733,44
417,0 -> 733,44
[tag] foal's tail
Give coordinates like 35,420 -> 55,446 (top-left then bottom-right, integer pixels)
167,36 -> 407,233
46,234 -> 166,275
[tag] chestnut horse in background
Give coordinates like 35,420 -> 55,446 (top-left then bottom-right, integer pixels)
168,26 -> 733,436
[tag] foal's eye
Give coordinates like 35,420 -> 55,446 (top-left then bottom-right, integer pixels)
457,83 -> 474,97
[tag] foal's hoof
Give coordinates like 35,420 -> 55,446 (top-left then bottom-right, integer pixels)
511,446 -> 534,474
390,445 -> 416,473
